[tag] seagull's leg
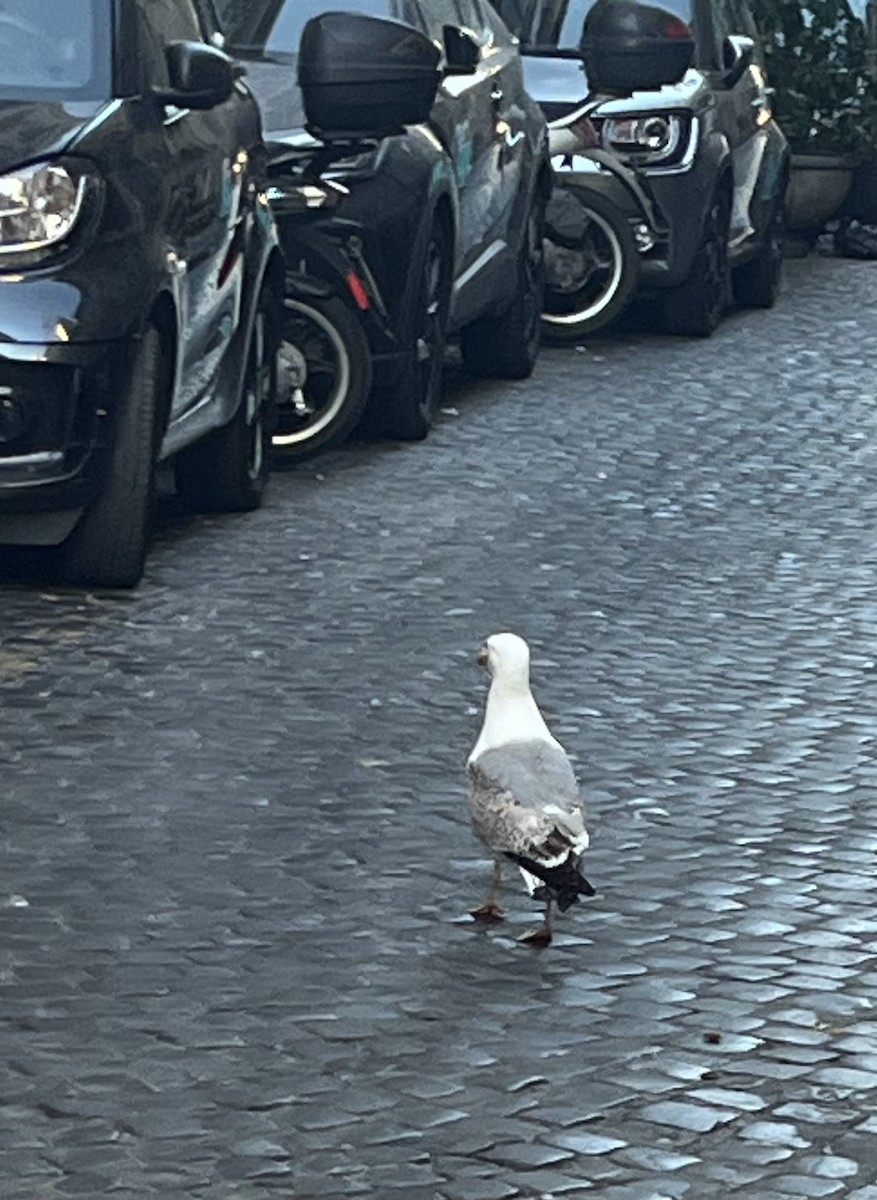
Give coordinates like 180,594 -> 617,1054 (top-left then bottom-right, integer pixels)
470,859 -> 505,921
518,898 -> 553,947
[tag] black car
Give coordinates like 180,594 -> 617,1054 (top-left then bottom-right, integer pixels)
216,0 -> 551,458
0,0 -> 284,587
494,0 -> 789,336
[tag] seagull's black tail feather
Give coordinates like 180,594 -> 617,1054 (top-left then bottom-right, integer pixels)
504,851 -> 596,911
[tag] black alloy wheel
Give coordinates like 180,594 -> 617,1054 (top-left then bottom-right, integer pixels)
381,218 -> 451,441
461,192 -> 546,378
662,189 -> 731,338
176,288 -> 277,512
63,325 -> 165,588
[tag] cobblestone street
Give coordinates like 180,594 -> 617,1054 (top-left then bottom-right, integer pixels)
2,254 -> 877,1199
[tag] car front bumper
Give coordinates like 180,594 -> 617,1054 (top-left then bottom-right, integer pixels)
0,337 -> 136,546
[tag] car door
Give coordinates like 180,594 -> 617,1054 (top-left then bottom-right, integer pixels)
703,0 -> 771,239
135,0 -> 252,420
462,0 -> 542,236
416,0 -> 505,279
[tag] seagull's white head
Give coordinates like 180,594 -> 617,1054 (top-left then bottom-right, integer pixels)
477,631 -> 532,689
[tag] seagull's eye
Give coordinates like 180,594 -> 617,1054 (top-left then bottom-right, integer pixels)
477,647 -> 488,667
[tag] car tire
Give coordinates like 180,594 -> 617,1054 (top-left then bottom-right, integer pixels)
661,188 -> 731,338
272,293 -> 372,460
461,192 -> 546,379
540,187 -> 639,343
63,325 -> 165,589
733,200 -> 784,309
176,289 -> 276,511
380,216 -> 452,441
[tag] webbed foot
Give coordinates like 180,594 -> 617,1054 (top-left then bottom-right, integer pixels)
470,902 -> 506,922
517,925 -> 552,947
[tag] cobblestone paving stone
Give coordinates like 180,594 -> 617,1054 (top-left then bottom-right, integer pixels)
1,255 -> 877,1198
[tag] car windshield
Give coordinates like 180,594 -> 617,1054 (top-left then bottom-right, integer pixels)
0,0 -> 111,100
216,0 -> 406,59
493,0 -> 695,53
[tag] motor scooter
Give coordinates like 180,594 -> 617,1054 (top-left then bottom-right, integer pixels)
265,140 -> 393,459
540,0 -> 695,341
543,95 -> 667,341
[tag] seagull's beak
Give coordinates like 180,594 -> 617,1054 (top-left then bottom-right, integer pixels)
477,646 -> 488,668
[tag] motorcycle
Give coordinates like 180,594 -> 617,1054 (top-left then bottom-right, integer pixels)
265,141 -> 387,459
543,95 -> 666,342
540,0 -> 695,342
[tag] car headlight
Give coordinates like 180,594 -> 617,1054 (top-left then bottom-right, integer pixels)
0,162 -> 88,255
599,113 -> 692,167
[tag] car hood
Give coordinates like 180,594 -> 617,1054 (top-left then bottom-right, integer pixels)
241,58 -> 306,142
0,100 -> 107,174
521,54 -> 704,114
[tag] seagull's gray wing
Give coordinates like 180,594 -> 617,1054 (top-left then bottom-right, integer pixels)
467,739 -> 588,859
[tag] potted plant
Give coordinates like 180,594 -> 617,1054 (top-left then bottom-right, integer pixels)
751,0 -> 877,233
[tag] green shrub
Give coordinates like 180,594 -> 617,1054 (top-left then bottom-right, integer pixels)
751,0 -> 877,157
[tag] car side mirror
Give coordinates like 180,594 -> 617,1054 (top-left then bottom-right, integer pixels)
157,41 -> 236,109
722,34 -> 754,87
443,25 -> 480,74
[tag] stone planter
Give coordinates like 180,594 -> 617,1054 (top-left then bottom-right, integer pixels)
785,152 -> 855,234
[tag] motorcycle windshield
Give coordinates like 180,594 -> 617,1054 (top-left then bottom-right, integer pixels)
493,0 -> 695,53
0,0 -> 111,101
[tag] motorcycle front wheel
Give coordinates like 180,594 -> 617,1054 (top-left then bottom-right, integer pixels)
272,293 -> 372,460
541,186 -> 639,343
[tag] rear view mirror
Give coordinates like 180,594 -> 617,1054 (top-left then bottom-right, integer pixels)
160,41 -> 236,109
579,0 -> 695,96
298,13 -> 441,140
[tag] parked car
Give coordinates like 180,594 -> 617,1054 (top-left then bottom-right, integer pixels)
0,0 -> 284,587
494,0 -> 790,336
215,0 -> 552,458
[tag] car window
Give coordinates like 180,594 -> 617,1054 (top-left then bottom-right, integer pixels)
478,0 -> 518,48
419,0 -> 466,42
454,0 -> 492,43
0,0 -> 112,101
216,0 -> 424,57
137,0 -> 206,88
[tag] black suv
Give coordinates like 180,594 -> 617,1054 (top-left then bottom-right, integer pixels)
0,0 -> 283,587
216,0 -> 551,458
495,0 -> 789,336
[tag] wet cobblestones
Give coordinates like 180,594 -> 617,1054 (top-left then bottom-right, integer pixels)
2,255 -> 877,1198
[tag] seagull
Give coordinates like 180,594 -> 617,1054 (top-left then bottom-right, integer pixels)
466,632 -> 595,945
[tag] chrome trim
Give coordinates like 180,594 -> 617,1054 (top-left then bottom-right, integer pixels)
0,450 -> 63,469
452,240 -> 507,296
639,116 -> 700,176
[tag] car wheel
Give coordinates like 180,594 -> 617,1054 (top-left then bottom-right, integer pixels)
380,217 -> 452,441
176,288 -> 277,511
272,293 -> 372,460
733,200 -> 784,309
662,188 -> 731,337
461,192 -> 546,379
63,325 -> 165,588
540,187 -> 640,343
